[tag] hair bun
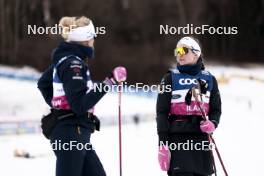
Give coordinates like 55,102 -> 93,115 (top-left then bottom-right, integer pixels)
58,16 -> 91,40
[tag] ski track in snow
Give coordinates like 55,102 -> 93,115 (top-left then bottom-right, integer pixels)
0,65 -> 264,176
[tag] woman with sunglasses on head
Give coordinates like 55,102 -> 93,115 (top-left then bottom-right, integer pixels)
156,36 -> 222,176
37,16 -> 126,176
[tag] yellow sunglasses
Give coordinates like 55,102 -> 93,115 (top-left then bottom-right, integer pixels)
174,47 -> 189,56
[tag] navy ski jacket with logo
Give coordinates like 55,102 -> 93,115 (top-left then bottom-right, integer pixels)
156,70 -> 221,143
37,42 -> 106,126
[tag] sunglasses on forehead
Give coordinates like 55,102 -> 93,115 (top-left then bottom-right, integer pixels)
174,46 -> 199,56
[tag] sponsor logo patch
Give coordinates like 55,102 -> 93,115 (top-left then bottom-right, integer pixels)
172,94 -> 181,99
71,60 -> 81,65
72,76 -> 83,80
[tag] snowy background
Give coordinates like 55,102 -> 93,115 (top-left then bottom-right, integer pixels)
0,65 -> 264,176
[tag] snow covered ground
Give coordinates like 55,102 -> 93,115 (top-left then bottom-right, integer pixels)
0,65 -> 264,176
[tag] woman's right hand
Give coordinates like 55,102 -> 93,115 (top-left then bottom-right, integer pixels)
158,145 -> 171,171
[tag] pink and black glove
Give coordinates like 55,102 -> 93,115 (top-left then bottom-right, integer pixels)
200,120 -> 216,134
158,145 -> 171,171
104,66 -> 127,85
113,66 -> 127,82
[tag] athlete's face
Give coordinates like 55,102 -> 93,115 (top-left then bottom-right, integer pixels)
176,44 -> 199,65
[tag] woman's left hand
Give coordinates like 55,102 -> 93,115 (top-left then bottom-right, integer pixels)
200,120 -> 215,134
113,66 -> 127,83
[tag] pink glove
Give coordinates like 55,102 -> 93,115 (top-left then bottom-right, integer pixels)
200,120 -> 215,134
158,145 -> 171,171
113,66 -> 127,83
104,66 -> 127,85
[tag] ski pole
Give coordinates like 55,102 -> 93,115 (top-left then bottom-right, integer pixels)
209,136 -> 229,176
118,83 -> 123,176
192,87 -> 218,175
191,86 -> 229,176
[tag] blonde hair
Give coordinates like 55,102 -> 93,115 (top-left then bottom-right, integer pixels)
59,16 -> 91,40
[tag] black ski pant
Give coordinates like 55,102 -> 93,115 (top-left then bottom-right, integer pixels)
169,173 -> 210,176
50,122 -> 106,176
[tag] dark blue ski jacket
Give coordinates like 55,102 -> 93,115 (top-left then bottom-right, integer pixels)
37,42 -> 106,126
